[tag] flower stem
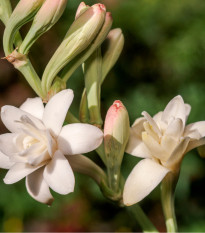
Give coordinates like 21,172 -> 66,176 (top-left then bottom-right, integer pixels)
17,59 -> 45,99
161,172 -> 178,233
126,204 -> 159,233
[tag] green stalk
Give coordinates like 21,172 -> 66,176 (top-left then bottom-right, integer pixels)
17,59 -> 45,99
127,205 -> 159,233
161,172 -> 179,233
0,0 -> 12,25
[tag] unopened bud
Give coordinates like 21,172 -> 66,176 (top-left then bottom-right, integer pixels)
83,48 -> 103,127
104,100 -> 130,191
3,0 -> 44,55
60,11 -> 113,83
41,4 -> 106,94
101,28 -> 124,83
104,100 -> 130,160
75,2 -> 90,19
19,0 -> 68,54
45,77 -> 66,102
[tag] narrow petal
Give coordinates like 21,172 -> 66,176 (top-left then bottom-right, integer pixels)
43,89 -> 74,136
0,151 -> 14,169
131,117 -> 146,137
161,95 -> 186,125
123,159 -> 169,205
126,128 -> 152,158
58,123 -> 103,155
4,162 -> 45,184
142,111 -> 162,136
43,150 -> 75,194
20,97 -> 44,120
165,118 -> 184,139
26,168 -> 54,205
185,104 -> 191,121
0,133 -> 18,156
184,121 -> 205,139
1,106 -> 44,133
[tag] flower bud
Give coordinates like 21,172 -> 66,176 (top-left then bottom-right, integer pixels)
104,100 -> 130,191
75,2 -> 90,19
45,77 -> 66,102
101,28 -> 124,83
3,0 -> 44,55
83,48 -> 103,127
19,0 -> 68,54
60,11 -> 113,82
41,4 -> 106,94
104,100 -> 130,159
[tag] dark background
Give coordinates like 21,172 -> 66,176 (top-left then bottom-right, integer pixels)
0,0 -> 205,231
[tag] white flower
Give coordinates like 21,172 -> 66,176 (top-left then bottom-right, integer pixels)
123,95 -> 205,206
0,89 -> 103,204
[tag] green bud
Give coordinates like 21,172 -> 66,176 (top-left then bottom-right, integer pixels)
83,48 -> 103,127
60,11 -> 113,82
3,0 -> 45,55
75,2 -> 90,19
45,77 -> 66,102
101,28 -> 124,83
19,0 -> 68,54
104,100 -> 130,191
79,89 -> 90,123
41,4 -> 106,94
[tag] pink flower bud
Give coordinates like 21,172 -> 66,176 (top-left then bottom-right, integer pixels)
104,100 -> 130,164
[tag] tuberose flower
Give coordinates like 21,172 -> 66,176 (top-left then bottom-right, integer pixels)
123,95 -> 205,206
0,89 -> 103,204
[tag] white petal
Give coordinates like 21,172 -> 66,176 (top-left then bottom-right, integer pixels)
162,95 -> 186,125
153,111 -> 162,122
160,135 -> 179,161
185,104 -> 191,121
163,137 -> 190,170
20,97 -> 44,120
43,89 -> 74,136
185,138 -> 205,154
142,111 -> 161,136
43,150 -> 75,194
142,132 -> 169,161
184,121 -> 205,139
4,162 -> 45,184
58,123 -> 103,155
126,128 -> 152,158
26,168 -> 54,205
1,106 -> 45,133
123,159 -> 169,205
165,118 -> 183,138
0,151 -> 14,169
131,117 -> 146,136
0,133 -> 18,156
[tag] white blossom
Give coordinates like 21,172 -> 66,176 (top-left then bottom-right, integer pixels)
0,89 -> 103,204
123,95 -> 205,206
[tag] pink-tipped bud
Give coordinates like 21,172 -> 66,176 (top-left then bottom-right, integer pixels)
19,0 -> 68,54
104,100 -> 130,165
75,2 -> 90,19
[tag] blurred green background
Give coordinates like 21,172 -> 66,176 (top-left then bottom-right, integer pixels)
0,0 -> 205,232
